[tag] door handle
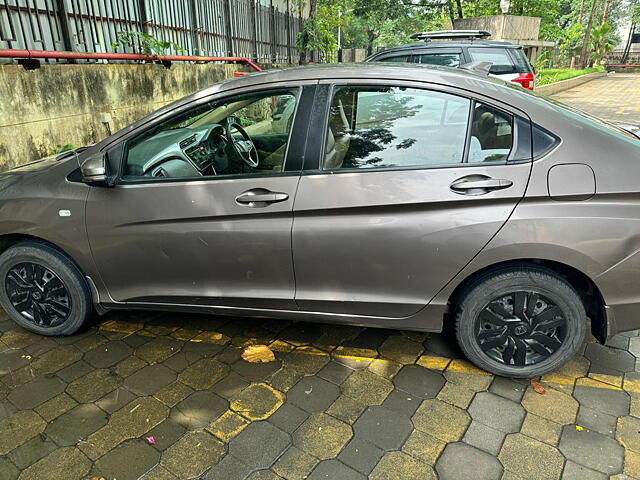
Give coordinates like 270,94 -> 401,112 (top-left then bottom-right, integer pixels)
236,189 -> 289,207
450,176 -> 513,195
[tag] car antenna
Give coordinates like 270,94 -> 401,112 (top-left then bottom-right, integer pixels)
458,62 -> 493,76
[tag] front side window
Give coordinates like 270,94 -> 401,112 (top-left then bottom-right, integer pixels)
414,53 -> 461,67
123,89 -> 298,180
468,103 -> 514,163
323,86 -> 470,170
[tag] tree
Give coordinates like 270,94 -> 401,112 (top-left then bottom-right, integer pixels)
352,0 -> 410,55
580,0 -> 600,67
590,22 -> 617,64
298,0 -> 317,64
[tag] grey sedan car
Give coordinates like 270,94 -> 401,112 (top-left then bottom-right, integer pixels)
0,64 -> 638,378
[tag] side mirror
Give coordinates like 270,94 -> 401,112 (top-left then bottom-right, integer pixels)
80,153 -> 112,187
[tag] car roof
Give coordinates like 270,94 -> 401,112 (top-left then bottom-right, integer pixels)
370,40 -> 520,57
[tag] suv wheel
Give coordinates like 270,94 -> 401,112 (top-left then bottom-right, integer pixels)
0,241 -> 92,336
455,266 -> 586,378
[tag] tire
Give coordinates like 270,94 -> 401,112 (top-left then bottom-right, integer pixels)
455,266 -> 586,378
0,241 -> 92,336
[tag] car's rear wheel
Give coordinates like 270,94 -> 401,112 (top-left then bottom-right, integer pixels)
455,266 -> 586,378
0,241 -> 91,336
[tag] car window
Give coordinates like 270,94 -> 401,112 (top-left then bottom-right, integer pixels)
468,103 -> 513,163
414,53 -> 461,67
379,55 -> 410,62
122,89 -> 298,180
323,86 -> 470,170
468,47 -> 517,75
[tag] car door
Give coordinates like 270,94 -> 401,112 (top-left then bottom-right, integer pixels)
291,81 -> 532,317
86,84 -> 315,310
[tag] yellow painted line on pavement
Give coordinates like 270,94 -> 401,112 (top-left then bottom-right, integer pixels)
99,319 -> 640,394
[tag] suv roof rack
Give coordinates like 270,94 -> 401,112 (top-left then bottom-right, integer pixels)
410,30 -> 492,41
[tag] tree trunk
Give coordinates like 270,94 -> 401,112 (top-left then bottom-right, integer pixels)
447,0 -> 455,24
578,0 -> 584,22
367,28 -> 376,56
454,0 -> 463,18
580,0 -> 600,68
602,0 -> 610,23
298,0 -> 317,65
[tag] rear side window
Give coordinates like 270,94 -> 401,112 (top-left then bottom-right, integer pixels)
414,53 -> 461,67
468,103 -> 514,163
378,55 -> 410,63
511,48 -> 533,73
323,86 -> 470,170
468,47 -> 518,74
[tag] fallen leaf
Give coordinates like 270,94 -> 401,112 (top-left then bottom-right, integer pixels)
241,345 -> 275,363
146,436 -> 156,444
531,380 -> 546,395
575,425 -> 584,431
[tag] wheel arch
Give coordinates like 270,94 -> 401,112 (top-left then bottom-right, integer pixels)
446,258 -> 607,344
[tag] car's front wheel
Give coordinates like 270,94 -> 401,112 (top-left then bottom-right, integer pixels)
455,266 -> 586,378
0,241 -> 92,336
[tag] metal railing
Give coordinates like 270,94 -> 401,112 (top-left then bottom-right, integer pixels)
0,0 -> 302,63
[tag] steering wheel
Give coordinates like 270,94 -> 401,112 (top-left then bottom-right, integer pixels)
225,122 -> 259,168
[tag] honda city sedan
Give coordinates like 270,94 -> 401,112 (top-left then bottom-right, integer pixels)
0,63 -> 638,378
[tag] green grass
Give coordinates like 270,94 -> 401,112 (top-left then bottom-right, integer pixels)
536,66 -> 604,86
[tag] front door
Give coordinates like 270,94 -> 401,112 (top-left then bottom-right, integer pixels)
87,86 -> 310,310
292,83 -> 532,318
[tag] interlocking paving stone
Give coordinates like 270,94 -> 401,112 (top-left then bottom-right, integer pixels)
443,362 -> 493,392
91,439 -> 160,480
423,333 -> 464,359
66,369 -> 121,403
499,433 -> 565,480
0,330 -> 40,349
287,376 -> 340,413
96,386 -> 137,413
206,410 -> 250,442
401,430 -> 445,464
139,465 -> 179,480
412,399 -> 471,443
317,360 -> 354,385
576,406 -> 617,436
230,356 -> 282,381
172,390 -> 227,429
161,430 -> 225,479
293,413 -> 353,460
352,405 -> 413,451
202,453 -> 253,480
379,335 -> 424,364
7,376 -> 65,410
177,357 -> 229,390
32,392 -> 76,423
559,425 -> 624,475
145,418 -> 187,452
7,434 -> 57,470
367,358 -> 402,379
338,437 -> 384,475
27,345 -> 82,376
0,349 -> 31,375
308,459 -> 367,480
56,360 -> 93,383
522,386 -> 579,424
342,369 -> 394,405
0,410 -> 46,455
326,393 -> 370,424
520,413 -> 562,446
246,470 -> 283,480
573,382 -> 630,417
370,451 -> 436,480
393,365 -> 446,398
284,347 -> 331,375
135,337 -> 182,364
561,461 -> 608,480
468,392 -> 526,433
124,364 -> 177,396
114,355 -> 148,378
267,402 -> 309,433
272,446 -> 319,480
435,381 -> 476,409
229,421 -> 290,469
381,390 -> 422,417
230,382 -> 284,421
542,356 -> 590,387
585,343 -> 636,374
625,449 -> 640,478
16,447 -> 91,480
462,421 -> 506,455
84,340 -> 133,368
489,376 -> 527,402
45,403 -> 108,446
210,371 -> 250,400
630,337 -> 640,358
268,366 -> 304,392
616,415 -> 640,453
0,457 -> 19,480
436,442 -> 503,480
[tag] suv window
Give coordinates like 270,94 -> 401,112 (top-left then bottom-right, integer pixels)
123,89 -> 298,180
468,103 -> 514,163
468,47 -> 519,75
413,53 -> 461,67
323,86 -> 470,170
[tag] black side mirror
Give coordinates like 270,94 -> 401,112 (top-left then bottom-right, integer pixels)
81,153 -> 112,187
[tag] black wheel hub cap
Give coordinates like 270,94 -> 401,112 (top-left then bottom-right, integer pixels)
475,291 -> 566,366
5,262 -> 71,328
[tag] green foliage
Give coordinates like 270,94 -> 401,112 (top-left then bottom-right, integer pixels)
536,66 -> 604,85
533,49 -> 552,70
111,31 -> 184,56
48,144 -> 75,156
590,23 -> 618,65
296,4 -> 341,61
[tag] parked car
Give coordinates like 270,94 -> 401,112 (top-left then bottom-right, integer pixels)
366,30 -> 536,90
0,63 -> 638,378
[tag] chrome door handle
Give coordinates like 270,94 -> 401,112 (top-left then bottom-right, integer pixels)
236,189 -> 289,207
450,177 -> 513,195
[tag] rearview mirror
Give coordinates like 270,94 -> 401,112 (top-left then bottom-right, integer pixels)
80,153 -> 112,187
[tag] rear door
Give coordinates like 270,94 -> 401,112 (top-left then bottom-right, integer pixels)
291,81 -> 532,318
